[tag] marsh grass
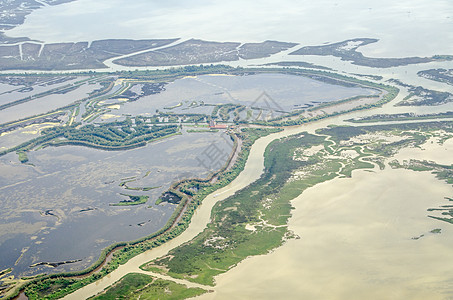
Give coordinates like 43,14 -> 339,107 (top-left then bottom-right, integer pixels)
91,273 -> 206,300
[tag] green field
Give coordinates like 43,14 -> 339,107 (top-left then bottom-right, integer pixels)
91,273 -> 206,300
110,195 -> 149,206
139,121 -> 453,291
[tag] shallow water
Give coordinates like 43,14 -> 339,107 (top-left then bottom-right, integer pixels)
0,77 -> 81,106
200,167 -> 453,300
0,122 -> 59,150
6,0 -> 453,59
116,73 -> 376,118
394,135 -> 453,166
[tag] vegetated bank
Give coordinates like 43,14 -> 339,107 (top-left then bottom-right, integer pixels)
90,273 -> 207,300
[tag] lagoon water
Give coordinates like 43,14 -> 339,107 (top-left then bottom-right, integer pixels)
0,131 -> 233,277
0,81 -> 101,124
6,0 -> 453,58
201,167 -> 453,300
116,73 -> 377,117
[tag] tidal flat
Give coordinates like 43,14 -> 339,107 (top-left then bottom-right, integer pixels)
115,72 -> 378,117
1,0 -> 453,299
202,167 -> 453,300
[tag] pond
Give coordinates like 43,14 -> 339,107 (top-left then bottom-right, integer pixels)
116,73 -> 378,118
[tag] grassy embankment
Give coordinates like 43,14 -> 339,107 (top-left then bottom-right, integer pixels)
0,82 -> 86,111
187,129 -> 218,133
0,268 -> 12,277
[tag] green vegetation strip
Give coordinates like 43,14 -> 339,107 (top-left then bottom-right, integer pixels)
0,268 -> 12,277
16,151 -> 28,163
90,273 -> 206,300
0,118 -> 179,157
347,111 -> 453,123
0,83 -> 84,111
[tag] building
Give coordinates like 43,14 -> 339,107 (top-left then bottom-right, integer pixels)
209,120 -> 228,129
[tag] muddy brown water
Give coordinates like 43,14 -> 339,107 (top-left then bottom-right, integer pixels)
199,166 -> 453,300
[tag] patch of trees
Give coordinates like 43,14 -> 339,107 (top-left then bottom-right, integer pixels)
0,118 -> 179,157
43,120 -> 178,149
397,86 -> 453,106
